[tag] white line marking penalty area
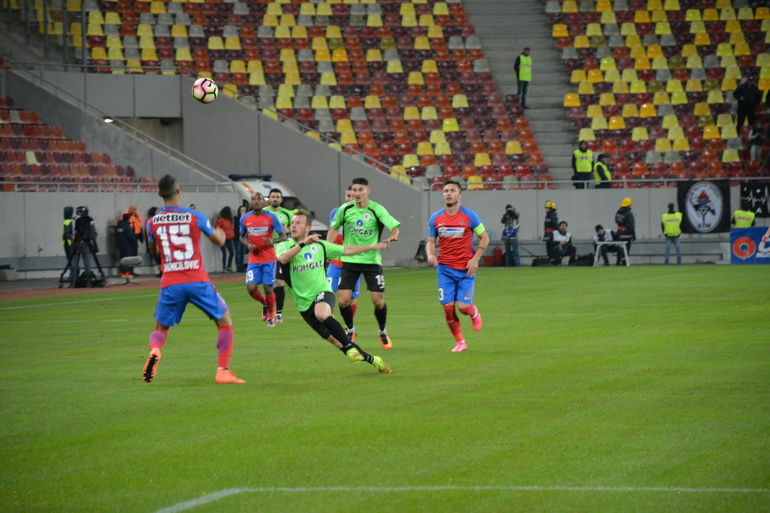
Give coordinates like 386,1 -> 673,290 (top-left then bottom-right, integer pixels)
154,485 -> 770,513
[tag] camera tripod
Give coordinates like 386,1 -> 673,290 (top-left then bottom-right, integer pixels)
57,241 -> 106,288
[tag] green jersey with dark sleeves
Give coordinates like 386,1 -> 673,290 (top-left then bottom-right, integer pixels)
329,200 -> 400,265
268,207 -> 293,239
276,240 -> 344,312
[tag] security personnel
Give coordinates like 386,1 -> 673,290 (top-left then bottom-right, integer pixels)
63,206 -> 75,277
593,153 -> 612,189
661,203 -> 683,265
615,197 -> 635,265
543,200 -> 559,261
732,207 -> 756,228
514,47 -> 532,108
572,141 -> 593,189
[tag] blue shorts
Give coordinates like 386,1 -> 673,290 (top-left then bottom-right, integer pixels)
437,264 -> 475,305
246,262 -> 276,286
326,264 -> 360,298
155,282 -> 229,327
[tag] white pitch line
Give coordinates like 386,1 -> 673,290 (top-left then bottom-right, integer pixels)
154,485 -> 770,513
0,293 -> 159,310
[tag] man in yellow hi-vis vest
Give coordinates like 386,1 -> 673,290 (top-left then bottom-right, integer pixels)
572,141 -> 593,189
514,47 -> 532,109
732,207 -> 755,228
661,203 -> 683,265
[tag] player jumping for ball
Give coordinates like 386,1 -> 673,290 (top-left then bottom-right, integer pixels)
426,179 -> 489,352
143,174 -> 245,384
277,210 -> 391,373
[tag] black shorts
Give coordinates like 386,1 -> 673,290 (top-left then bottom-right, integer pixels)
339,263 -> 385,293
275,262 -> 284,281
300,291 -> 335,339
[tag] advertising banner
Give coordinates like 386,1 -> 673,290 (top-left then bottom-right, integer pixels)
677,180 -> 731,234
730,227 -> 770,265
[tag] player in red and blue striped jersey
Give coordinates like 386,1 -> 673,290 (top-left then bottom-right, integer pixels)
426,179 -> 490,353
143,174 -> 245,384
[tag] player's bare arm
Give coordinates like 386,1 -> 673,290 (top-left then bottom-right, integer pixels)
466,230 -> 489,277
326,227 -> 339,243
209,227 -> 226,247
277,233 -> 323,264
383,226 -> 400,243
426,236 -> 438,267
344,241 -> 389,256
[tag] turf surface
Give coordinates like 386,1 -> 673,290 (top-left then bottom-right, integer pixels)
1,266 -> 768,512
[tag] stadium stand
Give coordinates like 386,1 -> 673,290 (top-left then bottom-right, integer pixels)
7,0 -> 548,190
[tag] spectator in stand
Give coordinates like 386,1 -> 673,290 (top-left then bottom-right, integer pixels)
500,204 -> 520,267
748,122 -> 765,162
552,221 -> 577,266
734,76 -> 761,129
234,205 -> 249,272
215,206 -> 236,272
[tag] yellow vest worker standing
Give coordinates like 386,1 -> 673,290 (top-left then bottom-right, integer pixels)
593,153 -> 612,189
732,208 -> 755,228
661,203 -> 683,265
572,141 -> 593,189
514,47 -> 532,108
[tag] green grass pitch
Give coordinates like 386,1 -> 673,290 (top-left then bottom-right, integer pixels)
1,266 -> 768,512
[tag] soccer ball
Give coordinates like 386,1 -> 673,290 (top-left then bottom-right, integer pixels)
192,77 -> 219,104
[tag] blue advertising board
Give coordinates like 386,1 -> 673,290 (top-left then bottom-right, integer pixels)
730,228 -> 770,265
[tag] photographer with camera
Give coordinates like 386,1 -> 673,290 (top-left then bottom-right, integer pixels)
500,204 -> 520,267
72,206 -> 99,285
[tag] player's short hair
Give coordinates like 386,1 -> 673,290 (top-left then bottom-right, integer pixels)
251,191 -> 263,200
346,185 -> 353,191
443,178 -> 462,191
559,221 -> 568,227
351,177 -> 369,186
158,174 -> 178,199
294,208 -> 312,225
268,188 -> 282,196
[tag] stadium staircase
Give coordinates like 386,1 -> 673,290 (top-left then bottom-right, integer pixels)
464,0 -> 577,181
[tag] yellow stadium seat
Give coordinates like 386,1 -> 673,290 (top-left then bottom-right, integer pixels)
266,3 -> 282,15
402,14 -> 417,27
150,1 -> 165,14
715,0 -> 731,8
418,14 -> 434,26
247,60 -> 264,74
366,49 -> 383,62
721,78 -> 737,92
654,138 -> 671,152
686,55 -> 703,68
604,69 -> 620,83
634,10 -> 651,23
364,95 -> 381,109
632,127 -> 650,141
466,175 -> 483,191
315,48 -> 331,61
422,60 -> 438,73
591,116 -> 608,130
587,69 -> 603,83
175,48 -> 192,62
690,20 -> 706,34
599,92 -> 616,106
724,66 -> 742,80
320,71 -> 337,86
225,37 -> 242,51
708,90 -> 726,104
126,59 -> 144,74
403,106 -> 420,120
563,94 -> 580,107
601,11 -> 617,24
452,94 -> 469,109
474,153 -> 491,167
399,3 -> 416,15
140,48 -> 157,61
639,103 -> 657,117
275,96 -> 293,110
608,116 -> 626,130
596,0 -> 612,12
311,95 -> 328,109
578,128 -> 596,141
651,56 -> 668,70
600,57 -> 616,71
327,142 -> 342,151
672,138 -> 690,151
139,36 -> 156,50
668,128 -> 685,142
431,130 -> 447,144
621,68 -> 639,82
586,23 -> 603,37
715,113 -> 733,127
402,154 -> 420,168
249,72 -> 266,85
685,79 -> 703,92
680,44 -> 698,58
702,125 -> 719,139
630,80 -> 647,93
702,9 -> 718,21
634,57 -> 651,70
651,10 -> 668,22
716,43 -> 732,56
685,9 -> 701,21
655,22 -> 671,35
275,26 -> 291,39
386,60 -> 403,73
663,0 -> 679,9
300,3 -> 316,15
421,107 -> 438,120
629,44 -> 646,59
427,25 -> 444,39
653,91 -> 670,105
666,80 -> 683,93
414,36 -> 430,50
551,24 -> 568,37
570,69 -> 587,83
332,49 -> 348,62
694,33 -> 711,46
670,91 -> 688,104
720,125 -> 738,139
693,102 -> 711,116
292,26 -> 308,39
760,78 -> 770,91
326,26 -> 342,39
573,35 -> 590,48
312,37 -> 328,50
408,71 -> 425,85
720,7 -> 736,20
442,118 -> 459,132
622,103 -> 639,117
262,14 -> 278,26
327,95 -> 345,109
612,80 -> 629,93
647,45 -> 664,59
577,81 -> 595,95
721,149 -> 740,163
621,23 -> 638,36
734,43 -> 750,56
108,47 -> 125,60
86,23 -> 105,37
505,140 -> 522,154
277,84 -> 294,98
336,119 -> 353,134
367,14 -> 383,27
729,32 -> 745,45
562,0 -> 578,13
757,7 -> 770,20
416,141 -> 434,156
586,104 -> 603,118
434,141 -> 451,156
433,2 -> 449,16
661,114 -> 680,129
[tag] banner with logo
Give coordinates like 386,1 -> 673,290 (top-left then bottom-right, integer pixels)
731,227 -> 770,265
739,183 -> 770,218
678,180 -> 731,234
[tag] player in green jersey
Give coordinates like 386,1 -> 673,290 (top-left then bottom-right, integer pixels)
277,210 -> 391,374
267,188 -> 294,323
327,178 -> 400,350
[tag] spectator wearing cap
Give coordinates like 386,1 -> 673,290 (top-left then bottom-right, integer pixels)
572,141 -> 593,189
593,153 -> 612,189
615,197 -> 635,265
543,201 -> 559,262
734,76 -> 761,129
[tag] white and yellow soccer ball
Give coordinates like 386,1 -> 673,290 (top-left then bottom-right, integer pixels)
192,77 -> 219,104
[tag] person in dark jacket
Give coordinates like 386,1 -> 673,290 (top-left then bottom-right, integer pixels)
734,76 -> 761,129
116,212 -> 138,278
543,200 -> 559,262
614,197 -> 635,266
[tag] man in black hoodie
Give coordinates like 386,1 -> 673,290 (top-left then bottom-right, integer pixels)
615,197 -> 635,266
734,76 -> 761,130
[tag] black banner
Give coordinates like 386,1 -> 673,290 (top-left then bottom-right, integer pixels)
739,183 -> 770,218
677,180 -> 731,234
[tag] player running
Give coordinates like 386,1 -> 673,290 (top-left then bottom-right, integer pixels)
239,191 -> 285,327
327,177 -> 400,350
266,188 -> 294,323
277,210 -> 391,374
426,179 -> 489,352
143,174 -> 245,384
326,185 -> 362,341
